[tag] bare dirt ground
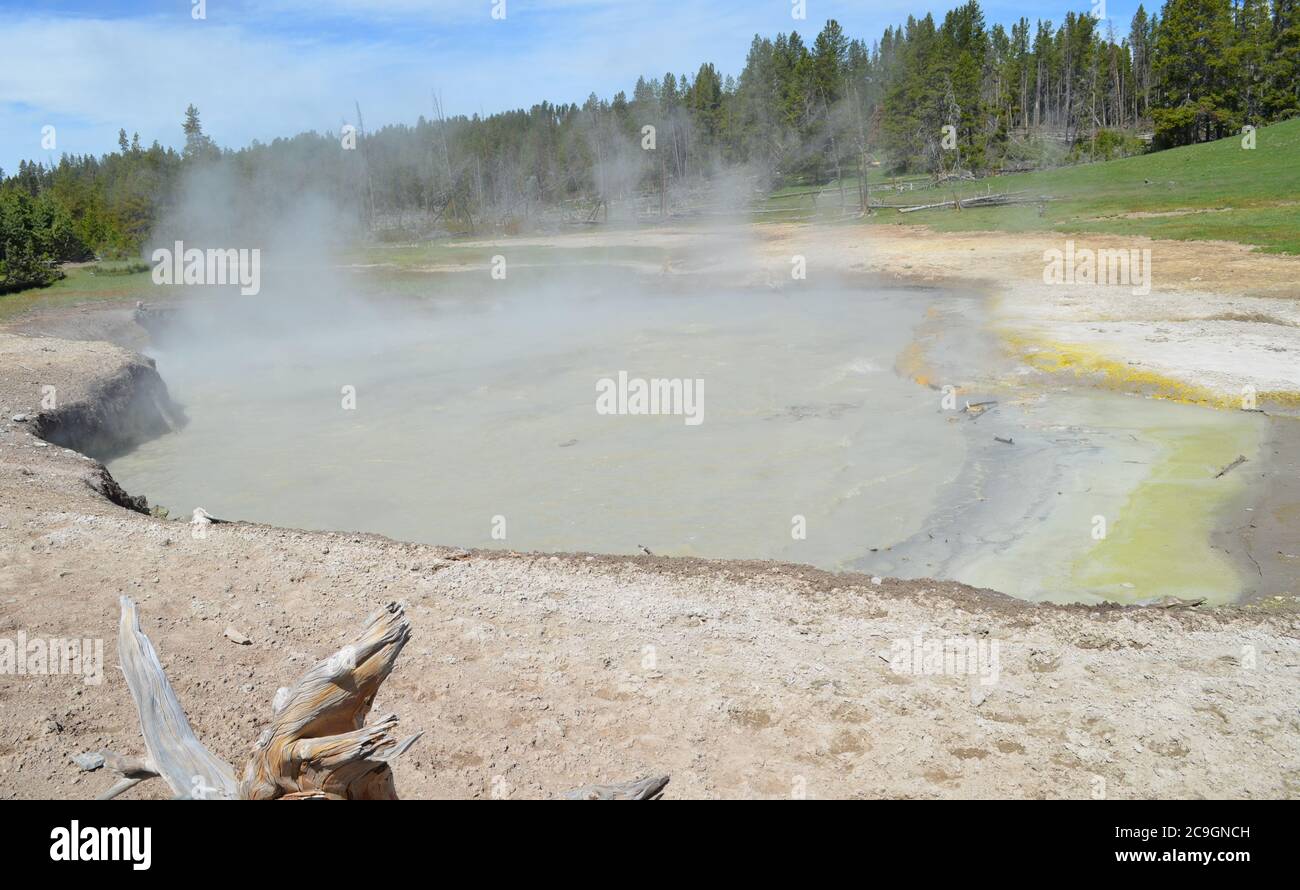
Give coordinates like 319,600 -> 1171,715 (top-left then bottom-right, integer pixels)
2,224 -> 1299,799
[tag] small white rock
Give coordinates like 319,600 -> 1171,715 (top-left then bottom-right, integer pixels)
72,752 -> 104,771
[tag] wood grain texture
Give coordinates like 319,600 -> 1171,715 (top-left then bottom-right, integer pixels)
239,602 -> 414,800
92,599 -> 665,800
117,595 -> 239,799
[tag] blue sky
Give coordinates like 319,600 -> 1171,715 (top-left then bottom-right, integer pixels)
0,0 -> 1144,174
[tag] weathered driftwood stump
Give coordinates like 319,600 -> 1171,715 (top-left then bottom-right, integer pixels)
240,601 -> 417,800
90,597 -> 416,799
82,596 -> 667,800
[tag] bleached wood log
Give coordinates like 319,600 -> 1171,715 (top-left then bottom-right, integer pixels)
117,596 -> 239,799
99,599 -> 417,799
96,751 -> 161,799
99,749 -> 158,778
92,599 -> 664,800
239,602 -> 414,800
557,775 -> 670,800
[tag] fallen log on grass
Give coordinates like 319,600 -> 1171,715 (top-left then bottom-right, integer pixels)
78,597 -> 666,800
897,192 -> 1051,213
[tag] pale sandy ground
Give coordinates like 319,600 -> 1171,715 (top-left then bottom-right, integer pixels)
1,224 -> 1299,799
848,227 -> 1300,403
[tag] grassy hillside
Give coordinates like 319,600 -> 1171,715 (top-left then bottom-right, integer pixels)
769,117 -> 1300,254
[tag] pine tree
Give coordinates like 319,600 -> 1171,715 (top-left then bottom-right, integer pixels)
1130,6 -> 1154,122
1234,0 -> 1274,123
1265,0 -> 1300,117
182,104 -> 217,160
941,1 -> 989,169
1151,0 -> 1238,145
811,19 -> 849,104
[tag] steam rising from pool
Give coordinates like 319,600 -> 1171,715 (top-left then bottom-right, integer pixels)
110,170 -> 1262,606
113,268 -> 964,569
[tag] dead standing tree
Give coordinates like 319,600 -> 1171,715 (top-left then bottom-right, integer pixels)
79,597 -> 667,800
431,91 -> 476,235
353,100 -> 377,232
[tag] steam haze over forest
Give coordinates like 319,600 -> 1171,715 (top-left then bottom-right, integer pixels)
3,0 -> 1296,291
0,0 -> 1161,172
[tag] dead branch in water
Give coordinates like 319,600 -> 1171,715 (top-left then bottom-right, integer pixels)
1214,455 -> 1247,478
82,598 -> 667,799
964,400 -> 998,420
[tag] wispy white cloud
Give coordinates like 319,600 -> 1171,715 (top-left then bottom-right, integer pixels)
0,2 -> 757,170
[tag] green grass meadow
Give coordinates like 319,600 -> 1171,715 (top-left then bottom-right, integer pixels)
769,116 -> 1300,254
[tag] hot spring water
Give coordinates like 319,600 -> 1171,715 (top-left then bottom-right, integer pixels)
107,265 -> 1261,604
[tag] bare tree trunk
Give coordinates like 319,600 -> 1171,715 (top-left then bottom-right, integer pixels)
354,101 -> 376,232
